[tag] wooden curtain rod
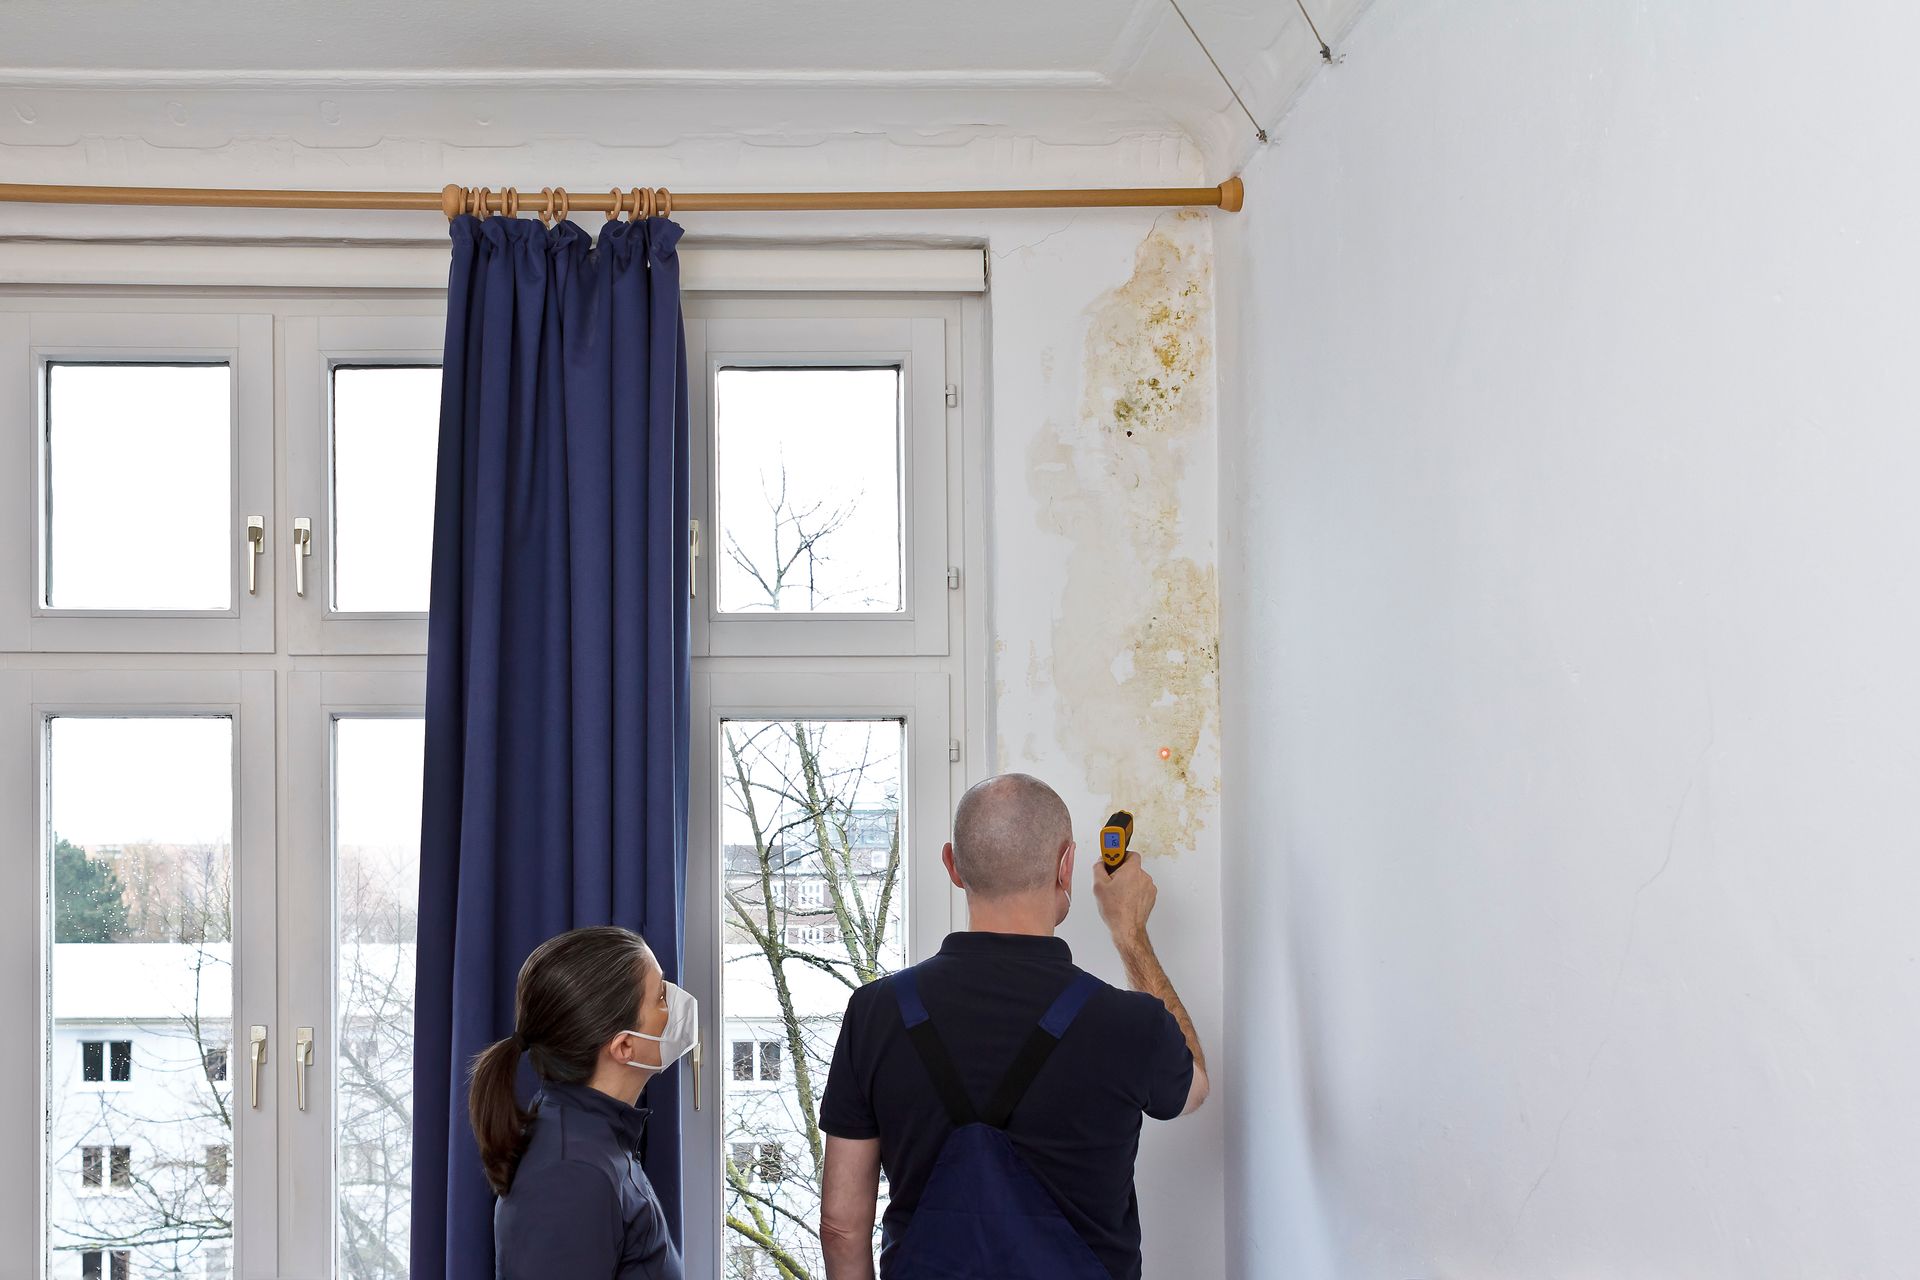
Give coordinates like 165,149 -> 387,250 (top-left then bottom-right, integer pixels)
0,178 -> 1246,217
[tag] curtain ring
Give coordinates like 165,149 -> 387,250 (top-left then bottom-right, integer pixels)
462,187 -> 478,217
605,188 -> 623,223
642,187 -> 656,220
627,187 -> 645,222
552,187 -> 570,224
503,187 -> 520,219
657,187 -> 672,218
538,188 -> 555,227
476,187 -> 494,220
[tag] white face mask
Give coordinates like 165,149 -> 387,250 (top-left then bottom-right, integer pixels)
623,981 -> 698,1072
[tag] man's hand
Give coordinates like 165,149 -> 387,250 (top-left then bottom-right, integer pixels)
1091,849 -> 1158,945
1091,845 -> 1210,1117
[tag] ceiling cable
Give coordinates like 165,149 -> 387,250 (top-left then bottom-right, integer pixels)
1167,0 -> 1269,145
1293,0 -> 1337,63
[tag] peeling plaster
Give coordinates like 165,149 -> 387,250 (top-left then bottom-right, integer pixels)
1028,215 -> 1220,856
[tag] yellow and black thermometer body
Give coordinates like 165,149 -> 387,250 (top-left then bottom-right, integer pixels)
1099,810 -> 1134,874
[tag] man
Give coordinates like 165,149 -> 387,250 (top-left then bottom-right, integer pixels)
817,773 -> 1210,1280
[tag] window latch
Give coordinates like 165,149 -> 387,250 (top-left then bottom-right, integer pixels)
248,1025 -> 267,1110
690,519 -> 701,600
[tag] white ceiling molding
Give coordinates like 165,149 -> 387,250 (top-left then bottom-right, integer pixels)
0,0 -> 1376,176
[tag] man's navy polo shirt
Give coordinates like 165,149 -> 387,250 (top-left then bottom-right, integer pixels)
820,932 -> 1193,1280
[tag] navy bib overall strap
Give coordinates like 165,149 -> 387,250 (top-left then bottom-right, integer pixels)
885,967 -> 1110,1280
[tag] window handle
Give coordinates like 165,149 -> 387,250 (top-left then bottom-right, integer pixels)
248,1025 -> 267,1110
691,1038 -> 703,1112
294,1027 -> 315,1112
245,516 -> 265,595
689,519 -> 700,600
292,518 -> 313,598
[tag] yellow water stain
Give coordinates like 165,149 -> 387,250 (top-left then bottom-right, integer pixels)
1027,220 -> 1220,857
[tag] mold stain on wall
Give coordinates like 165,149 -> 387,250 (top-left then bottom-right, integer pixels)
1027,215 -> 1221,855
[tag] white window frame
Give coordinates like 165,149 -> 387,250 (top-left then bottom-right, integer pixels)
687,300 -> 959,658
0,668 -> 278,1279
284,667 -> 426,1278
284,315 -> 443,655
0,309 -> 275,654
683,669 -> 961,1276
1,257 -> 990,1280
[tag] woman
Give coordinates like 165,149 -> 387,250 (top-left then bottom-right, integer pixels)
469,926 -> 695,1280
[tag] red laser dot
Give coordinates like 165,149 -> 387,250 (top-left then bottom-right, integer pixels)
1158,747 -> 1172,760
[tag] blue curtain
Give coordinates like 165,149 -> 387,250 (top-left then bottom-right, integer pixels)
411,213 -> 691,1280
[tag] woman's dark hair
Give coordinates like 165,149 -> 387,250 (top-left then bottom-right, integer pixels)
467,925 -> 653,1196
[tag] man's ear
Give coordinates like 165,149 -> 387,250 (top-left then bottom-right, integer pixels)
942,842 -> 967,891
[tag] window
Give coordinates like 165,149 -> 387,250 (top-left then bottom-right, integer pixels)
33,695 -> 251,1279
755,1143 -> 787,1185
283,314 -> 442,654
44,362 -> 232,611
688,308 -> 957,657
0,310 -> 274,652
713,367 -> 903,614
3,281 -> 982,1280
82,1253 -> 100,1280
689,293 -> 978,1279
329,365 -> 439,614
285,686 -> 425,1280
112,1251 -> 131,1280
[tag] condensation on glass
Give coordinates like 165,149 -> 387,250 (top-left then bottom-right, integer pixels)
333,716 -> 424,1280
718,716 -> 907,1279
330,366 -> 440,615
46,715 -> 234,1279
45,363 -> 232,611
714,368 -> 905,615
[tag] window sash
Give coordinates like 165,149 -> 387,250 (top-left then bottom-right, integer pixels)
0,309 -> 275,654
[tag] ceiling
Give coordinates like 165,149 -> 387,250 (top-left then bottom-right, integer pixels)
0,0 -> 1371,173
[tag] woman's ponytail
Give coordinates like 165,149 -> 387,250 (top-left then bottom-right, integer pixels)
468,1034 -> 531,1196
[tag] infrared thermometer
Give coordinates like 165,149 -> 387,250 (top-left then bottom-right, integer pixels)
1099,810 -> 1134,875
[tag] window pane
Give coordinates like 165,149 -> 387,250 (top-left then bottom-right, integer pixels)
332,366 -> 439,613
48,716 -> 233,1278
335,716 -> 424,1280
720,717 -> 905,1276
82,1041 -> 103,1083
714,368 -> 903,614
46,363 -> 232,610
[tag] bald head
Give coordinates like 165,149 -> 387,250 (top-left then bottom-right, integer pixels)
949,773 -> 1073,898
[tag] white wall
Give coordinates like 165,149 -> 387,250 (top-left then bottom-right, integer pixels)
0,118 -> 1227,1276
1218,1 -> 1920,1275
